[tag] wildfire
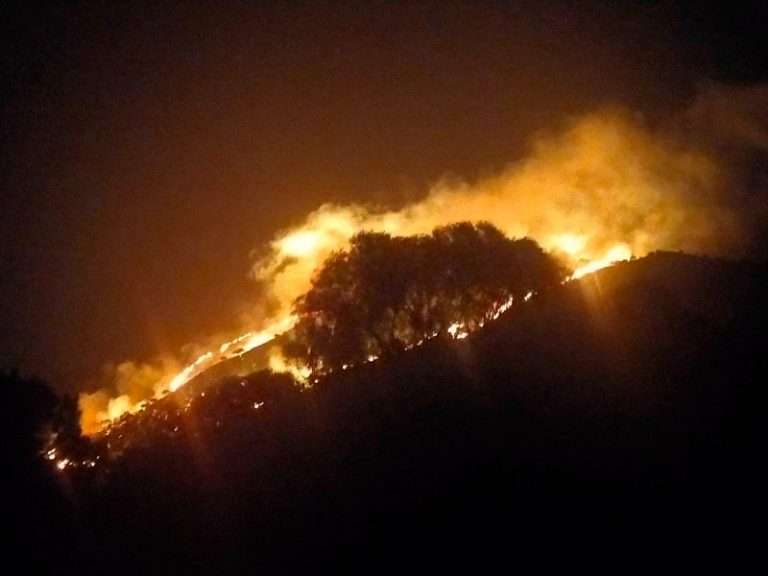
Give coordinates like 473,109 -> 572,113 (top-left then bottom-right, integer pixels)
80,107 -> 743,435
167,315 -> 296,393
78,315 -> 297,434
569,243 -> 633,279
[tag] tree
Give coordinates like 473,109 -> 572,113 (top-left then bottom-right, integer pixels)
284,222 -> 569,374
0,369 -> 57,469
0,368 -> 91,476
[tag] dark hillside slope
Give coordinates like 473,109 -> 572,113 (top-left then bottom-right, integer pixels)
81,253 -> 764,574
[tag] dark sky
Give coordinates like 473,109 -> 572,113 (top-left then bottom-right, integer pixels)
1,1 -> 766,393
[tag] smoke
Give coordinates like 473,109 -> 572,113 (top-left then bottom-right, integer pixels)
683,83 -> 768,151
251,92 -> 766,319
80,84 -> 768,434
678,83 -> 768,253
79,359 -> 179,435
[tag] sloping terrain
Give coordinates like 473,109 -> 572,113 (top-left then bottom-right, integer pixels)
56,253 -> 766,573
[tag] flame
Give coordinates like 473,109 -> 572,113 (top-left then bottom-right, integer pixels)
551,233 -> 588,256
280,230 -> 326,257
248,110 -> 739,331
267,346 -> 311,383
447,323 -> 470,340
79,315 -> 297,434
570,243 -> 633,279
80,106 -> 750,434
167,314 -> 297,393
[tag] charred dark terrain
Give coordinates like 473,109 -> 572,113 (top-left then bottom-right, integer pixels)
5,252 -> 764,574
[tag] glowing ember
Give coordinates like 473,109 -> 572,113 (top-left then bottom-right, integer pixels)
524,291 -> 534,302
447,323 -> 470,340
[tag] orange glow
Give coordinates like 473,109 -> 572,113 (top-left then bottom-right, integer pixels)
279,230 -> 325,257
570,243 -> 633,279
168,315 -> 297,394
551,233 -> 588,256
80,109 -> 741,434
267,346 -> 312,383
447,322 -> 470,340
80,315 -> 297,434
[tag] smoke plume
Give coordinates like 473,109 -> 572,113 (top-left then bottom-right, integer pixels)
80,84 -> 768,433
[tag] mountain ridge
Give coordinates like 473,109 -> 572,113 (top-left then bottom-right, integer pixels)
66,251 -> 764,573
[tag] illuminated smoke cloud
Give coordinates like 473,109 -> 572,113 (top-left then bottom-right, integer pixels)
80,85 -> 768,433
252,101 -> 760,318
79,359 -> 179,435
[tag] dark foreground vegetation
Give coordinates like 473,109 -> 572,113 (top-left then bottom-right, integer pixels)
3,252 -> 764,574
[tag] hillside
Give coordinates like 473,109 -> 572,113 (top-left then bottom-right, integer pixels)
37,253 -> 768,573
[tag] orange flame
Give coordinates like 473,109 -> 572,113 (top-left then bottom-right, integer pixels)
79,108 -> 745,434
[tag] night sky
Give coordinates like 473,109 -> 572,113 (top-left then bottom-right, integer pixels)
1,1 -> 766,393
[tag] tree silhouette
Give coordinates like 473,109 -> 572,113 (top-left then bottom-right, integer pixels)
0,369 -> 57,469
284,222 -> 569,374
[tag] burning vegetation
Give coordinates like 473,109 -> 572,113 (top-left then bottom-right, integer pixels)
77,96 -> 766,434
284,223 -> 566,375
67,222 -> 564,461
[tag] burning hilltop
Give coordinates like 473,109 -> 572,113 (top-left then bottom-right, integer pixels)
78,86 -> 768,435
